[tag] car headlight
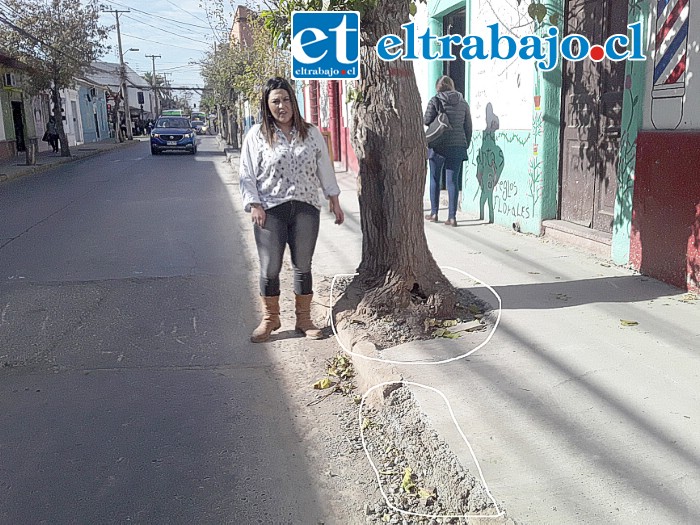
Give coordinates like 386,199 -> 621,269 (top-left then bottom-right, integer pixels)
152,133 -> 160,138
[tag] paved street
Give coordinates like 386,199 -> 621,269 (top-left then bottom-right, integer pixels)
3,137 -> 700,525
0,138 -> 331,523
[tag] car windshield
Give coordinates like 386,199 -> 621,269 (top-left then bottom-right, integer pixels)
156,118 -> 190,129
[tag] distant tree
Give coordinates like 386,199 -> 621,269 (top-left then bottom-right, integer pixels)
200,3 -> 289,145
143,71 -> 168,115
0,0 -> 109,156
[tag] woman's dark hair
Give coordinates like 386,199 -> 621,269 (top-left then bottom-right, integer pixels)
436,75 -> 455,92
260,77 -> 310,145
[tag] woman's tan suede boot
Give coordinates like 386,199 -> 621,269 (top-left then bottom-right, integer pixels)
250,296 -> 281,343
294,294 -> 323,339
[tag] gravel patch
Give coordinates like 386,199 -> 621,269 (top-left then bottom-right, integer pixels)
359,387 -> 516,525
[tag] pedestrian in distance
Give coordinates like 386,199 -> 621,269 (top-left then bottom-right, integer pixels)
239,76 -> 345,343
45,116 -> 59,153
424,75 -> 473,227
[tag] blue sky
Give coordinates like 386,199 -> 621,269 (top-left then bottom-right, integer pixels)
97,0 -> 242,107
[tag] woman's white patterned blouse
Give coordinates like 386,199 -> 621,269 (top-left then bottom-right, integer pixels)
239,123 -> 341,212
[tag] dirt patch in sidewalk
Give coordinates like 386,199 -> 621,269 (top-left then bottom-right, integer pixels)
317,275 -> 495,352
300,274 -> 515,524
361,386 -> 516,524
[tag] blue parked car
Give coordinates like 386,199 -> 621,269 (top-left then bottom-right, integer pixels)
150,116 -> 197,155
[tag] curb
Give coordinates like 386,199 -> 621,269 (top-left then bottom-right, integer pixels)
334,319 -> 403,409
0,139 -> 143,184
223,147 -> 239,164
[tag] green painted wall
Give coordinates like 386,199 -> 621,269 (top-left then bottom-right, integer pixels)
425,0 -> 565,235
0,71 -> 35,142
612,0 -> 650,265
463,130 -> 536,229
540,60 -> 563,223
1,90 -> 12,139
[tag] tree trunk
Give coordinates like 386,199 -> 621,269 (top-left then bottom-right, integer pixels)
350,0 -> 455,319
21,93 -> 36,166
227,111 -> 235,146
111,91 -> 123,143
52,85 -> 71,157
220,107 -> 229,143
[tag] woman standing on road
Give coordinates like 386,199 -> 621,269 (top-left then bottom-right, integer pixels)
424,75 -> 472,227
239,77 -> 345,343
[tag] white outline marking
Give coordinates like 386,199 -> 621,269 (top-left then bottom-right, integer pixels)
359,381 -> 504,519
327,266 -> 506,519
329,267 -> 503,365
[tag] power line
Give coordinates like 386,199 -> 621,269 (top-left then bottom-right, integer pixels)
122,13 -> 210,45
106,0 -> 222,33
121,32 -> 208,53
162,0 -> 212,29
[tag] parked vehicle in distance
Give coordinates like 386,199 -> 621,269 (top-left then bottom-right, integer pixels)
150,117 -> 197,155
191,119 -> 207,135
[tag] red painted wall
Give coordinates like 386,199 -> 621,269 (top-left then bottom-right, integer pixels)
630,131 -> 700,292
303,81 -> 359,176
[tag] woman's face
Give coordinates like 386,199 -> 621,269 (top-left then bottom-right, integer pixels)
267,88 -> 293,127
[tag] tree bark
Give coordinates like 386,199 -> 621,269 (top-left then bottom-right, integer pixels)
111,90 -> 124,143
350,0 -> 455,319
52,85 -> 71,157
21,92 -> 36,166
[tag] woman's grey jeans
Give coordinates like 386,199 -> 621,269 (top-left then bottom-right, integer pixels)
253,200 -> 320,297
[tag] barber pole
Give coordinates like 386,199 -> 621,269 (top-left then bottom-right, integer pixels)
651,0 -> 691,129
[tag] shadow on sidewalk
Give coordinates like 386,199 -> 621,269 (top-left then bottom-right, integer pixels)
491,275 -> 681,310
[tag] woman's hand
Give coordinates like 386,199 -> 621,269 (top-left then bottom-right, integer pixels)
251,204 -> 266,228
329,195 -> 344,225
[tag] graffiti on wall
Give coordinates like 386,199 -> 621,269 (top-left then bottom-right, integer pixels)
617,0 -> 648,233
494,179 -> 533,220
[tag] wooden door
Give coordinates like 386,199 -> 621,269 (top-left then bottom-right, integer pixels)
560,0 -> 628,233
443,9 -> 466,97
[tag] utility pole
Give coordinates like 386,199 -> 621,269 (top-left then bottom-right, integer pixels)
162,72 -> 173,109
145,54 -> 161,116
102,8 -> 133,140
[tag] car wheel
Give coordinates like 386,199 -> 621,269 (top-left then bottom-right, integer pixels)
151,146 -> 159,155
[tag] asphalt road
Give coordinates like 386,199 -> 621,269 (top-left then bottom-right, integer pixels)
0,137 -> 328,524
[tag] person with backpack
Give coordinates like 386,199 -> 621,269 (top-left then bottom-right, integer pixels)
423,75 -> 473,227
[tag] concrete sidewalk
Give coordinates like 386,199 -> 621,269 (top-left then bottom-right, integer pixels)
0,137 -> 144,183
226,149 -> 700,524
316,170 -> 699,524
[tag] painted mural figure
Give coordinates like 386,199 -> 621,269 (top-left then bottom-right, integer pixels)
476,105 -> 504,223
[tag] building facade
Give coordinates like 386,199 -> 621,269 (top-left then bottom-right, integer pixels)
0,53 -> 36,160
419,0 -> 697,292
76,80 -> 110,143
